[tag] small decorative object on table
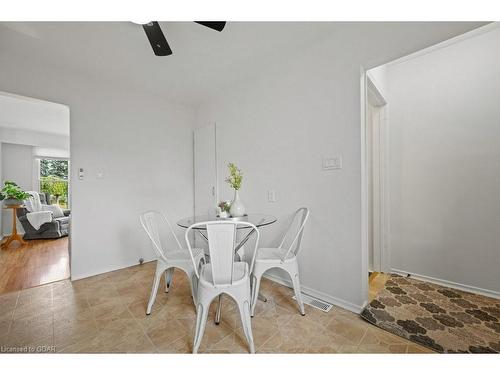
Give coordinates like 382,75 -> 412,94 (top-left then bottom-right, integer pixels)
226,163 -> 246,217
217,201 -> 231,219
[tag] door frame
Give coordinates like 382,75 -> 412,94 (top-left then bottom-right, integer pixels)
360,69 -> 390,303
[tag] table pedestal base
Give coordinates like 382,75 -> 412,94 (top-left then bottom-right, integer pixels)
1,233 -> 26,249
1,205 -> 27,249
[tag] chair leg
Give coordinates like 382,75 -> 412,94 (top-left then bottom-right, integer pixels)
215,295 -> 223,325
189,270 -> 198,306
165,268 -> 174,293
237,299 -> 255,354
193,302 -> 209,354
250,274 -> 262,317
290,269 -> 305,316
146,270 -> 162,315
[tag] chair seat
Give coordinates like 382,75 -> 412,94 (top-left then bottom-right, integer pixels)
199,261 -> 248,286
255,247 -> 294,263
166,248 -> 204,261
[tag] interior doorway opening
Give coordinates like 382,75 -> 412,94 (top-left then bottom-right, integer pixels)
0,91 -> 71,294
363,71 -> 389,302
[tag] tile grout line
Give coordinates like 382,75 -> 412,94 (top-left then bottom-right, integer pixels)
354,326 -> 370,352
61,278 -> 109,353
106,268 -> 164,353
101,274 -> 144,353
122,290 -> 158,352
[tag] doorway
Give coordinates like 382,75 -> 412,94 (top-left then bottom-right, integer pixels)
364,74 -> 389,301
0,91 -> 71,294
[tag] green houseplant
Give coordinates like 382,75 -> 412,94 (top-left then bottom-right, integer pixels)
0,181 -> 31,206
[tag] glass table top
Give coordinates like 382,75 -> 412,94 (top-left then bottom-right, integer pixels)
177,213 -> 277,230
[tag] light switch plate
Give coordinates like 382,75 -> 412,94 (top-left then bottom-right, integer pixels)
268,190 -> 276,203
322,155 -> 342,170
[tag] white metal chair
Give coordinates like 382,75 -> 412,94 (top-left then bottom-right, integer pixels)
185,220 -> 260,354
250,207 -> 310,317
140,211 -> 204,315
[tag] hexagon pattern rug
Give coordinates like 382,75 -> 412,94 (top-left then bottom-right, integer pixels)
361,274 -> 500,353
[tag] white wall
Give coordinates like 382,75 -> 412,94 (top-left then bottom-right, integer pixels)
0,127 -> 69,151
386,26 -> 500,294
197,51 -> 365,311
0,55 -> 196,280
1,143 -> 33,235
196,23 -> 484,312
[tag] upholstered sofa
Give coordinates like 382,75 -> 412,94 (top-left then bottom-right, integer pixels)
16,192 -> 70,240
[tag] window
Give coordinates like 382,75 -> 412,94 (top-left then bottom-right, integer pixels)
38,158 -> 70,209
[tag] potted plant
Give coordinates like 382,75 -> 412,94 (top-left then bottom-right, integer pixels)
225,163 -> 246,217
0,181 -> 31,206
217,201 -> 231,218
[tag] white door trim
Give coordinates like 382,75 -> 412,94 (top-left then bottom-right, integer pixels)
360,67 -> 369,306
361,69 -> 391,303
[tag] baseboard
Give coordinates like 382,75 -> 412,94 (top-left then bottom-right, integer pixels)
391,268 -> 500,300
71,256 -> 156,281
263,274 -> 364,314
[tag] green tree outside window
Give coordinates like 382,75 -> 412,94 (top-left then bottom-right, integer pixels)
39,159 -> 69,208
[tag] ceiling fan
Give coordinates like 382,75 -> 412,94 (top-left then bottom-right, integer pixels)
140,21 -> 226,56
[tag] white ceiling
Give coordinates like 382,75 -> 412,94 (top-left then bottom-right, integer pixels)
0,22 -> 341,106
0,22 -> 487,106
0,92 -> 70,136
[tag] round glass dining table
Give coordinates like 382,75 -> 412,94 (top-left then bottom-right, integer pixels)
177,213 -> 277,324
177,213 -> 277,230
178,213 -> 276,253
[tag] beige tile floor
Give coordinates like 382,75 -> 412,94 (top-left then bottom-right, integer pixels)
0,262 -> 432,353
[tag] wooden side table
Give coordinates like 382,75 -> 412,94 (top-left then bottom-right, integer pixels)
1,204 -> 27,249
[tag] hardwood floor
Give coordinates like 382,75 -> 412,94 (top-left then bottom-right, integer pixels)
368,272 -> 391,301
0,237 -> 69,295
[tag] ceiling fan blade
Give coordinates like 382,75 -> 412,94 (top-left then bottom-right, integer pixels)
142,22 -> 172,56
194,22 -> 226,32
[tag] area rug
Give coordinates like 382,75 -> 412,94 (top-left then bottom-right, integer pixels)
361,274 -> 500,353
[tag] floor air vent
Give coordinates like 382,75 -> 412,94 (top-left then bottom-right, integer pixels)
292,294 -> 333,313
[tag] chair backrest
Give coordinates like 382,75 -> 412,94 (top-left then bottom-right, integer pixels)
185,220 -> 260,287
279,207 -> 310,261
140,211 -> 182,262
